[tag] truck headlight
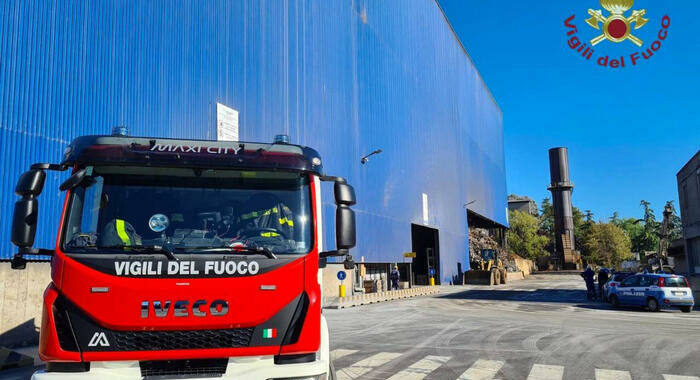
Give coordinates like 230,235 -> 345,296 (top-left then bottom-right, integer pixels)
267,375 -> 327,380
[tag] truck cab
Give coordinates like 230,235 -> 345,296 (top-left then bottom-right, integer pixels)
10,130 -> 356,380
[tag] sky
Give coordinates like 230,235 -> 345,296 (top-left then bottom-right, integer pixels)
439,0 -> 700,222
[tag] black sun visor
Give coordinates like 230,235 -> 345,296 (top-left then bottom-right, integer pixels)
61,136 -> 324,175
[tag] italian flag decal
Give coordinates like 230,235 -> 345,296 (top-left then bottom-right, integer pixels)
263,328 -> 277,339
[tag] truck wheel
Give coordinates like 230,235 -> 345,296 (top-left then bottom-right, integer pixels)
647,297 -> 659,312
610,295 -> 619,308
493,270 -> 501,285
500,269 -> 507,284
680,306 -> 692,313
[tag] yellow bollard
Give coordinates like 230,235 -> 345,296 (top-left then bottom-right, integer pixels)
429,277 -> 435,287
339,284 -> 346,298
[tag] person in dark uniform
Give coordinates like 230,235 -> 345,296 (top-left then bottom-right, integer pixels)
581,266 -> 596,300
390,266 -> 400,290
598,267 -> 610,302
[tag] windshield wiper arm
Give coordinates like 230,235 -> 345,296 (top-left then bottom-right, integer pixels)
89,245 -> 179,261
175,246 -> 277,259
133,245 -> 179,261
238,246 -> 277,259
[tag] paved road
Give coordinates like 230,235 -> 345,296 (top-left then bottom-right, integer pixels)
327,274 -> 700,380
2,274 -> 698,380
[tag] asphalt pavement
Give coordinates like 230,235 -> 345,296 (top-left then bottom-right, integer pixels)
2,274 -> 698,380
326,274 -> 700,380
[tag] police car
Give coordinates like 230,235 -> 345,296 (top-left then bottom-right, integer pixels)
608,273 -> 694,312
603,271 -> 634,301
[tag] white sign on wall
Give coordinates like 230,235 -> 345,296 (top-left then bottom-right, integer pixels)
422,193 -> 429,225
216,102 -> 239,141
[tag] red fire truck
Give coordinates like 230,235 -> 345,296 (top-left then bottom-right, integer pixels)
10,128 -> 356,380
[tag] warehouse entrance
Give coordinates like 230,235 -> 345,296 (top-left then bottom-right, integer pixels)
411,224 -> 440,285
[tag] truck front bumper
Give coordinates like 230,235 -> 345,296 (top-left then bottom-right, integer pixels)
32,316 -> 331,380
31,355 -> 328,380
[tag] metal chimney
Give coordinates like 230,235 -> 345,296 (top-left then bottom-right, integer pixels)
547,147 -> 579,269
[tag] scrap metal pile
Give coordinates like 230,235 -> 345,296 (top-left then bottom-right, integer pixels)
469,228 -> 515,270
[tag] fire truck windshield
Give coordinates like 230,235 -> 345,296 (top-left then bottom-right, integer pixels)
62,166 -> 313,256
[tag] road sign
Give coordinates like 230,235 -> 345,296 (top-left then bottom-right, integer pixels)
216,103 -> 239,141
403,252 -> 416,258
337,271 -> 347,281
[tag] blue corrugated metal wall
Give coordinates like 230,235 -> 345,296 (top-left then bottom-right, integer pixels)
0,0 -> 506,284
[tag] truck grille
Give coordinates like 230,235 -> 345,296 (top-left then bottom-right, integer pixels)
56,295 -> 257,352
113,328 -> 255,351
140,358 -> 228,378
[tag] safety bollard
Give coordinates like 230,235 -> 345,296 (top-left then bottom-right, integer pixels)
339,284 -> 346,298
429,277 -> 435,286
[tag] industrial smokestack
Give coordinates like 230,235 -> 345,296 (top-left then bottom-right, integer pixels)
547,147 -> 579,270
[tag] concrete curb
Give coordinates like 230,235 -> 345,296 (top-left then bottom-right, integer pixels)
324,286 -> 440,309
0,347 -> 34,371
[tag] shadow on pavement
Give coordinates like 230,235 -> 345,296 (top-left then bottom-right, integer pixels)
440,288 -> 697,313
0,365 -> 42,380
439,288 -> 590,303
0,319 -> 39,349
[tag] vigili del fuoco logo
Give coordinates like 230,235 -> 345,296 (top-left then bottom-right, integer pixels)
564,0 -> 670,68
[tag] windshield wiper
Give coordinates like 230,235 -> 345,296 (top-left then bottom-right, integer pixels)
175,246 -> 277,259
73,244 -> 179,261
129,245 -> 179,261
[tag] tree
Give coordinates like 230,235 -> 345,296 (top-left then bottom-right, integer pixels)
664,201 -> 683,241
539,198 -> 554,237
583,223 -> 633,267
635,200 -> 659,253
508,210 -> 550,261
572,206 -> 584,232
539,198 -> 555,254
615,217 -> 644,253
577,208 -> 595,258
609,211 -> 620,225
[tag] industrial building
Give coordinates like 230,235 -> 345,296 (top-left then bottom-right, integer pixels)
0,1 -> 507,287
678,150 -> 700,276
508,195 -> 538,216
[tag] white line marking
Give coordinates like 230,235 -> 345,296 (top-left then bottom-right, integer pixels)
331,349 -> 358,360
386,355 -> 450,380
458,359 -> 505,380
595,368 -> 632,380
526,364 -> 564,380
663,376 -> 700,380
336,352 -> 402,380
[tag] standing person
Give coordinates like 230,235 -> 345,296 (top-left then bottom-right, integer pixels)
390,266 -> 400,290
581,266 -> 596,300
598,267 -> 610,302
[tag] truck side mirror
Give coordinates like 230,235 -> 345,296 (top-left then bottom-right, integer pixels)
11,170 -> 46,248
334,182 -> 356,249
334,182 -> 356,206
15,169 -> 46,196
320,181 -> 357,269
12,198 -> 39,248
336,206 -> 356,250
11,168 -> 55,269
